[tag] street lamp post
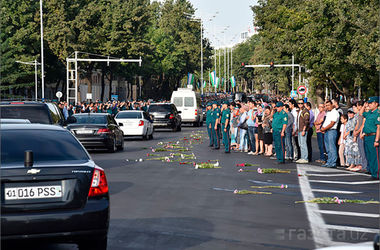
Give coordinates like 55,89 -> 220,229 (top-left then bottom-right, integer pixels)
40,0 -> 45,99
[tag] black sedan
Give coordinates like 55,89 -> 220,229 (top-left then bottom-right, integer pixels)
1,124 -> 109,250
68,113 -> 124,152
148,103 -> 182,132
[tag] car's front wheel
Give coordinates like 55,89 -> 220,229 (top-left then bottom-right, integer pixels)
78,236 -> 107,250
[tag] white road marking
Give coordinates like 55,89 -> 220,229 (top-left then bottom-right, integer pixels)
311,189 -> 362,194
297,164 -> 334,247
319,210 -> 379,218
309,180 -> 380,185
307,173 -> 361,177
326,225 -> 380,234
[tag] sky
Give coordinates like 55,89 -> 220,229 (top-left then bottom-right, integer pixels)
189,0 -> 258,48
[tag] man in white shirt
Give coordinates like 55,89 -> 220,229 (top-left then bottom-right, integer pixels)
289,99 -> 300,160
320,100 -> 340,168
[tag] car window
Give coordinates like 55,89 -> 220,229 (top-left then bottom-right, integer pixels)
184,97 -> 194,107
73,115 -> 107,124
173,97 -> 183,107
47,103 -> 61,124
0,105 -> 51,124
1,129 -> 89,166
116,112 -> 142,119
148,105 -> 171,112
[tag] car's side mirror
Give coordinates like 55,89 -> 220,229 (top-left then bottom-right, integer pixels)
178,111 -> 182,114
118,123 -> 123,126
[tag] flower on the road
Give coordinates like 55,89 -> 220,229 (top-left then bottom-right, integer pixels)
257,168 -> 291,174
214,161 -> 219,167
236,163 -> 260,167
295,197 -> 380,204
238,168 -> 244,172
233,189 -> 272,195
152,149 -> 156,152
257,168 -> 263,174
250,185 -> 288,189
194,162 -> 221,169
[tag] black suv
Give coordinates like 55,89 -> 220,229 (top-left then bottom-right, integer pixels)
0,101 -> 68,126
148,103 -> 182,131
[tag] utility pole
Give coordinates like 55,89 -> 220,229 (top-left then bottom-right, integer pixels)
16,60 -> 41,101
200,19 -> 203,95
40,0 -> 45,99
291,55 -> 294,91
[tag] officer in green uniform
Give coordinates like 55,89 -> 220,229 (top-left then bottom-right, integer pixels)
272,102 -> 288,164
361,97 -> 380,179
206,103 -> 213,147
211,101 -> 221,149
221,100 -> 231,153
217,101 -> 222,141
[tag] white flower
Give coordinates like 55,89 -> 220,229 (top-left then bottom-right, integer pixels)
126,159 -> 129,162
181,154 -> 184,159
195,164 -> 199,169
214,161 -> 219,167
139,159 -> 143,162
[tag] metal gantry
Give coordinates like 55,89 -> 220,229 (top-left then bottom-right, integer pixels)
66,51 -> 142,104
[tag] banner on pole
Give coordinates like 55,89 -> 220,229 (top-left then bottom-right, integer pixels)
187,73 -> 194,86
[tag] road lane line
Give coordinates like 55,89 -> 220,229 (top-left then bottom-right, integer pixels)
309,180 -> 380,185
297,164 -> 334,247
307,173 -> 362,177
319,210 -> 379,218
326,225 -> 380,234
311,189 -> 362,194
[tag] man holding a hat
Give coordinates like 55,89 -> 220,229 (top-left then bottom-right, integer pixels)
221,100 -> 231,153
360,96 -> 380,179
272,101 -> 288,164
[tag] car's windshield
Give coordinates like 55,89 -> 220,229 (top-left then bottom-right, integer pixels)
0,105 -> 51,124
116,112 -> 142,119
1,129 -> 89,166
73,115 -> 107,124
148,105 -> 171,113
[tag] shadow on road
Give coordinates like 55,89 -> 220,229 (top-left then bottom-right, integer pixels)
108,181 -> 134,195
108,217 -> 214,250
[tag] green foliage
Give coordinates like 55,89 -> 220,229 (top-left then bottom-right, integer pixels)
252,0 -> 379,99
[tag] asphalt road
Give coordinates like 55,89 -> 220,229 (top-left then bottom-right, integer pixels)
4,125 -> 380,250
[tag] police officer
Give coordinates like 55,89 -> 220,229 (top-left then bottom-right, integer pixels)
211,101 -> 221,149
221,100 -> 231,153
206,103 -> 214,147
361,97 -> 380,179
272,102 -> 288,164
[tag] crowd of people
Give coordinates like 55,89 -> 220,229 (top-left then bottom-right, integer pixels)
57,100 -> 157,119
205,96 -> 380,180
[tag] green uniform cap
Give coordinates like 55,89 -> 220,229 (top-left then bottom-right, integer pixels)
368,96 -> 379,103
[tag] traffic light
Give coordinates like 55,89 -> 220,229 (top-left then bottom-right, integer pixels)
270,61 -> 274,71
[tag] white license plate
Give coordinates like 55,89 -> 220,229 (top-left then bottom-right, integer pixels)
4,186 -> 63,200
76,130 -> 93,134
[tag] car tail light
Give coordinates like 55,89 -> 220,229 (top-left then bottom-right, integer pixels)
96,128 -> 111,134
11,102 -> 24,104
138,120 -> 144,126
169,114 -> 175,119
195,109 -> 198,116
88,166 -> 109,197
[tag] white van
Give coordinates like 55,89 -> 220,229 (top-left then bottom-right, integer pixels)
171,87 -> 203,126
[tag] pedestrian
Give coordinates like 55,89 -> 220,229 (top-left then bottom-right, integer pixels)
305,102 -> 314,162
262,106 -> 273,156
206,103 -> 213,147
320,100 -> 340,168
344,109 -> 361,171
238,105 -> 249,152
360,97 -> 380,179
230,106 -> 240,150
338,114 -> 348,167
272,102 -> 287,164
353,101 -> 367,172
296,100 -> 310,164
211,101 -> 221,150
289,99 -> 300,160
314,103 -> 327,164
247,100 -> 256,155
284,104 -> 294,161
255,105 -> 264,155
221,101 -> 231,153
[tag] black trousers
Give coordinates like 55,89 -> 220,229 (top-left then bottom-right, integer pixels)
307,127 -> 313,162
